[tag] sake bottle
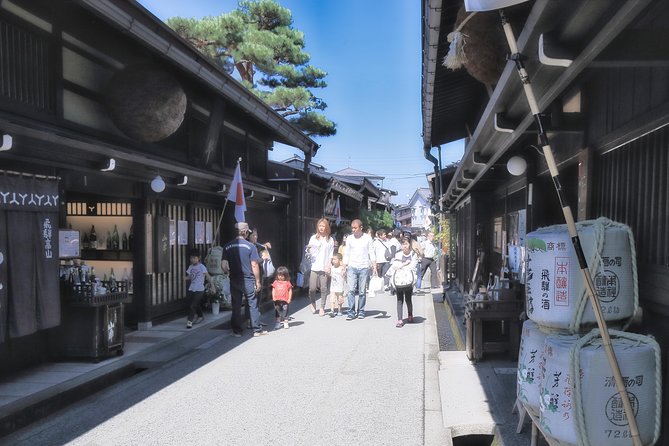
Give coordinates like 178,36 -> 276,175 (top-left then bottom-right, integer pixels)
89,225 -> 97,249
122,232 -> 128,250
106,231 -> 112,249
112,225 -> 120,250
82,232 -> 89,250
128,225 -> 134,251
109,268 -> 117,292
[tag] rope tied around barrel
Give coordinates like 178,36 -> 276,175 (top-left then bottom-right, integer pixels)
569,329 -> 662,446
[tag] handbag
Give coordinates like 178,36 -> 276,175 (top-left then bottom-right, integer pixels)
392,268 -> 416,289
369,276 -> 383,293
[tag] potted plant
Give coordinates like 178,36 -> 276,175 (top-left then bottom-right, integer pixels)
206,284 -> 221,315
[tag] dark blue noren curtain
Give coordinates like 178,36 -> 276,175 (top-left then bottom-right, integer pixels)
0,175 -> 60,341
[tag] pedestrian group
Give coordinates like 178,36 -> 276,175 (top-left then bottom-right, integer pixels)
185,218 -> 442,335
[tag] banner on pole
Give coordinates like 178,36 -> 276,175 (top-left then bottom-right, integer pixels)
226,163 -> 246,222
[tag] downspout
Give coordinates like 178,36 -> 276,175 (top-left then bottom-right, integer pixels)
424,144 -> 440,200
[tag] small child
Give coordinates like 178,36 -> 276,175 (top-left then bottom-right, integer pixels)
272,266 -> 293,329
329,253 -> 346,317
185,249 -> 212,329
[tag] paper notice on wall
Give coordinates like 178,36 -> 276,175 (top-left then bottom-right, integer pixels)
206,222 -> 213,244
169,220 -> 176,246
195,221 -> 205,245
178,220 -> 188,245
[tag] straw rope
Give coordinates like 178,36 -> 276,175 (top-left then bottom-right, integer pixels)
443,12 -> 477,69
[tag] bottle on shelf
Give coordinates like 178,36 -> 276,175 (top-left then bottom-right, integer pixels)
128,267 -> 133,293
112,225 -> 120,250
122,268 -> 129,290
82,232 -> 89,250
106,231 -> 112,250
89,225 -> 97,249
122,232 -> 128,250
109,268 -> 117,292
128,225 -> 134,251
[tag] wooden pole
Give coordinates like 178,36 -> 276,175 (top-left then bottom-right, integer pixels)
499,10 -> 641,446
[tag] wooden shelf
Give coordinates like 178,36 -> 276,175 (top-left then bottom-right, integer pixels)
81,249 -> 133,261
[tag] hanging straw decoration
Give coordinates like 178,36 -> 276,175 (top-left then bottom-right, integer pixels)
443,6 -> 514,86
443,12 -> 477,69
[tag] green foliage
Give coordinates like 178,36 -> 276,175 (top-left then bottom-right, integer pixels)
433,215 -> 451,254
167,0 -> 336,137
359,209 -> 394,233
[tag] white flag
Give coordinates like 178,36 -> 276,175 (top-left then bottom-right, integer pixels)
465,0 -> 529,11
226,163 -> 246,222
334,196 -> 341,226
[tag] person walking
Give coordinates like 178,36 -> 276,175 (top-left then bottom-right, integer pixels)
343,219 -> 376,320
420,232 -> 440,290
271,266 -> 292,330
185,249 -> 212,329
306,218 -> 335,316
372,229 -> 393,291
403,230 -> 424,294
222,221 -> 267,337
391,238 -> 418,328
329,253 -> 346,317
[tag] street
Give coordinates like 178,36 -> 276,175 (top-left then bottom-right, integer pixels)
1,287 -> 451,446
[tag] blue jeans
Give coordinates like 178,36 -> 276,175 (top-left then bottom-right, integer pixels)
415,261 -> 422,289
346,266 -> 370,317
231,279 -> 261,333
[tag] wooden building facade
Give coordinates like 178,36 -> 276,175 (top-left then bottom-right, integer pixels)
0,0 -> 317,373
423,0 -> 669,440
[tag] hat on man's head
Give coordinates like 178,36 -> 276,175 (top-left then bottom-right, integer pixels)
235,221 -> 249,232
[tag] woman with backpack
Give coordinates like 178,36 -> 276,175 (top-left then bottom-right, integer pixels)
390,237 -> 419,327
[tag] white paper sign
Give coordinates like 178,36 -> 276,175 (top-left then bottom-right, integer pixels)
206,222 -> 213,244
178,220 -> 188,245
195,221 -> 205,245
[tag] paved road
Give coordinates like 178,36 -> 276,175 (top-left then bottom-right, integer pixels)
2,288 -> 441,446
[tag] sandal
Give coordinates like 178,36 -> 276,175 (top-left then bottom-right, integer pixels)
395,320 -> 404,328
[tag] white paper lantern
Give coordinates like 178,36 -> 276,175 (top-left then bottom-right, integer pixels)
151,175 -> 166,193
507,156 -> 527,176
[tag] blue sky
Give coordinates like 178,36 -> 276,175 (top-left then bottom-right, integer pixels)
137,0 -> 464,204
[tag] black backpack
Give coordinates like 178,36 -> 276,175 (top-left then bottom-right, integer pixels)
381,241 -> 394,261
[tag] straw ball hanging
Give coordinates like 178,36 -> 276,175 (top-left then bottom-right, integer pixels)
444,7 -> 507,86
105,64 -> 187,143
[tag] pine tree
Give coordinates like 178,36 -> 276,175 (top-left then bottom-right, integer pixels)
167,0 -> 336,137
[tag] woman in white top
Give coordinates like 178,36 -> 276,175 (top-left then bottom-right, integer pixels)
307,218 -> 335,315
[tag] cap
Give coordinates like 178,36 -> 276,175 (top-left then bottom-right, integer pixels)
235,222 -> 249,232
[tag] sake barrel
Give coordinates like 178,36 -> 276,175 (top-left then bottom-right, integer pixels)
525,218 -> 637,332
539,330 -> 661,446
517,320 -> 550,414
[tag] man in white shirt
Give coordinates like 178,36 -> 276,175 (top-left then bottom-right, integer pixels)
343,219 -> 376,320
420,232 -> 440,290
372,229 -> 392,290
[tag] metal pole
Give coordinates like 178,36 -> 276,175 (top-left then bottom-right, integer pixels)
499,10 -> 641,445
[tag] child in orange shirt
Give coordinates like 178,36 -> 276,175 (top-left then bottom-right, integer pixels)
272,266 -> 293,329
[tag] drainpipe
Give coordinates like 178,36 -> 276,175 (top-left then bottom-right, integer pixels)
424,143 -> 440,203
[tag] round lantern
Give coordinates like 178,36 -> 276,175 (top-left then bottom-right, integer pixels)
151,176 -> 166,193
507,156 -> 527,176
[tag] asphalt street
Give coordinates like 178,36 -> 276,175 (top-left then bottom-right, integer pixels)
1,287 -> 450,446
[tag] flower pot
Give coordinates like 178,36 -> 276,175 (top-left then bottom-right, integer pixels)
211,301 -> 220,315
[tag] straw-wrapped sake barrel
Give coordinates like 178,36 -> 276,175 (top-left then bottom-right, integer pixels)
525,218 -> 637,332
517,319 -> 552,414
539,330 -> 661,446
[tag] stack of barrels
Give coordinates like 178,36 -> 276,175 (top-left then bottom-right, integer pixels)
516,218 -> 661,445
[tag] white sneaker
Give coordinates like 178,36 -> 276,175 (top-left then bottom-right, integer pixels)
283,321 -> 289,329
